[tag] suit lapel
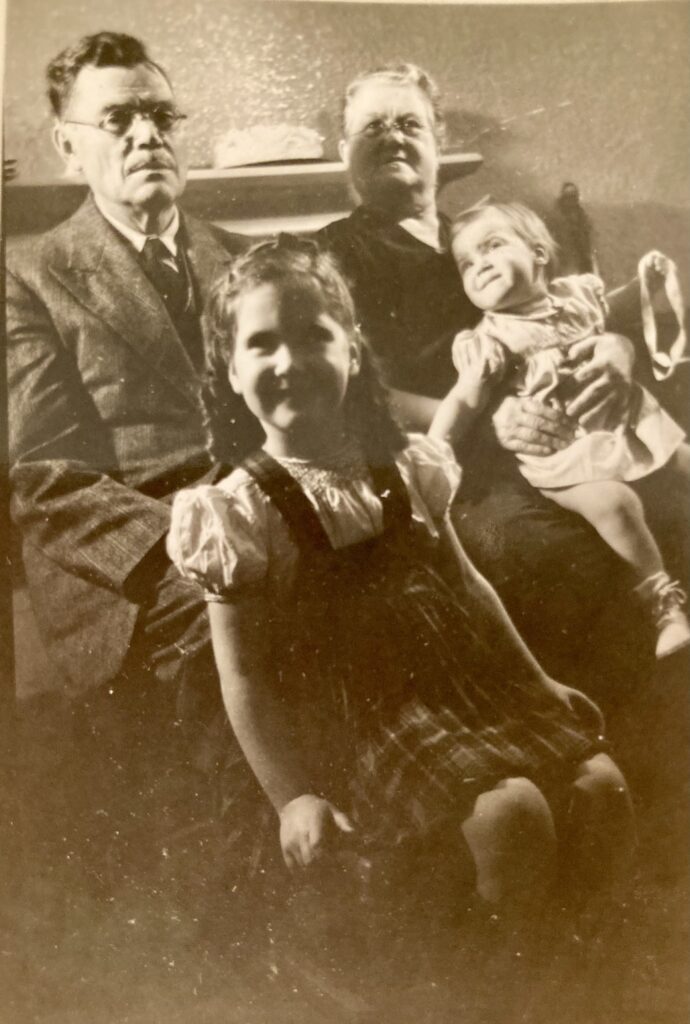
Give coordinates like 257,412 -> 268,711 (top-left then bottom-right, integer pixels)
182,213 -> 237,311
49,196 -> 200,406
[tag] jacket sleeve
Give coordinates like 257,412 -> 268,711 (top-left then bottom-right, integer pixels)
7,266 -> 171,595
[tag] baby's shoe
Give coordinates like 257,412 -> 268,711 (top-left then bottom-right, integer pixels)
634,571 -> 690,658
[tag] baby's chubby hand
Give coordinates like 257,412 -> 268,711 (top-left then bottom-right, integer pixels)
451,331 -> 507,408
279,794 -> 354,870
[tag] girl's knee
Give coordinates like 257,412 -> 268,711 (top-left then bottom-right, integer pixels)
491,776 -> 556,838
464,778 -> 557,905
573,754 -> 633,813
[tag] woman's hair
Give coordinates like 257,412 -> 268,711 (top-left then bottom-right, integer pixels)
203,235 -> 406,466
342,62 -> 445,144
450,199 -> 559,272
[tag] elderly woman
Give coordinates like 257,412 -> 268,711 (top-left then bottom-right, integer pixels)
318,63 -> 660,691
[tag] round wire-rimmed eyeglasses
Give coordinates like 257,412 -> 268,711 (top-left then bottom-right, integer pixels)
62,105 -> 187,137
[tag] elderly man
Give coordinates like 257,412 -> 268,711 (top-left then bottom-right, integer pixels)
7,32 -> 248,884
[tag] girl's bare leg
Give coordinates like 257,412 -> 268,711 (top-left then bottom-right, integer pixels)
461,776 -> 557,912
542,480 -> 663,580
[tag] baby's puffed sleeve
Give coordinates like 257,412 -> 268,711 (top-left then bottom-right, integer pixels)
552,274 -> 609,324
166,481 -> 269,600
578,273 -> 609,320
397,434 -> 462,533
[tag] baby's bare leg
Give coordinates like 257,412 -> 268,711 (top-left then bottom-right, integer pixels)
664,441 -> 690,484
542,480 -> 663,580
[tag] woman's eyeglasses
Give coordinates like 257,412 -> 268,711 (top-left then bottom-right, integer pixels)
354,116 -> 431,140
63,104 -> 187,137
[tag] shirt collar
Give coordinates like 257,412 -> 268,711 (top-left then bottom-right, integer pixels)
95,199 -> 180,256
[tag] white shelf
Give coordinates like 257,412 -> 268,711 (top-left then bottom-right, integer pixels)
189,151 -> 481,186
5,151 -> 483,237
8,151 -> 482,190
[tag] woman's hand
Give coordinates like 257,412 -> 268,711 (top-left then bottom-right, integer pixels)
492,329 -> 636,455
279,794 -> 355,870
492,396 -> 576,456
565,332 -> 636,429
542,678 -> 605,735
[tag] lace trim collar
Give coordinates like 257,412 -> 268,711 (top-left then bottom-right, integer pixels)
268,439 -> 369,491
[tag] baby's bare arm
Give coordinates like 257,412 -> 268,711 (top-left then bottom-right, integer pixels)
430,333 -> 507,449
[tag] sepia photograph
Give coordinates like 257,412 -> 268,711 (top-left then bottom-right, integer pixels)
1,0 -> 688,1021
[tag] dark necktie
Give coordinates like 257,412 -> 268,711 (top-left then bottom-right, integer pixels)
140,236 -> 203,368
141,236 -> 190,320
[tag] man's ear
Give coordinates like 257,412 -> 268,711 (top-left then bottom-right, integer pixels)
52,121 -> 83,176
337,137 -> 350,166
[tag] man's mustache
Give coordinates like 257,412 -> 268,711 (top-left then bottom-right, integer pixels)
127,155 -> 175,174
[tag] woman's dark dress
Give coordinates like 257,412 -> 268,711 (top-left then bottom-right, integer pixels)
317,205 -> 478,398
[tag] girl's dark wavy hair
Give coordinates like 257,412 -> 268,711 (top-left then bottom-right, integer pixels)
203,235 -> 406,467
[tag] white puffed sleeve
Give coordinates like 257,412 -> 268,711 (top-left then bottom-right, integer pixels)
551,273 -> 609,324
396,434 -> 462,535
166,478 -> 270,600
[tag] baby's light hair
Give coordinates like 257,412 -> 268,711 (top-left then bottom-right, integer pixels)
342,62 -> 445,144
451,199 -> 559,273
203,234 -> 405,466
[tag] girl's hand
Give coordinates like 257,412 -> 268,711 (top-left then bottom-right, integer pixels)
452,333 -> 507,409
279,794 -> 354,870
543,679 -> 605,735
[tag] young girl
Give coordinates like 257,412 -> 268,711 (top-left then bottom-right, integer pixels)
167,236 -> 633,953
431,201 -> 690,659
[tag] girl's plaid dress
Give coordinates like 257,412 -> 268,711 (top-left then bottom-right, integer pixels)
168,435 -> 605,853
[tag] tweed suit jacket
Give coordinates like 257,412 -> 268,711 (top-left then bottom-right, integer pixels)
7,195 -> 247,695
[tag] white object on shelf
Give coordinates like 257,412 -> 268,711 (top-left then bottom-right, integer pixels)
213,124 -> 324,168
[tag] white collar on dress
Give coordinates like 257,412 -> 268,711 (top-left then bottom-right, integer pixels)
486,293 -> 563,324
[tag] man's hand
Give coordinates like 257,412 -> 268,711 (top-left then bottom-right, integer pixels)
565,332 -> 635,429
492,396 -> 576,456
279,794 -> 354,870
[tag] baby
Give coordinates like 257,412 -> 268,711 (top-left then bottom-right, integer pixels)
430,201 -> 689,658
